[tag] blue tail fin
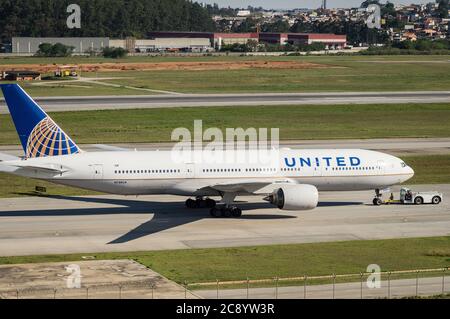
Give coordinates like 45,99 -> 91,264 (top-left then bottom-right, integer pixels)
0,84 -> 81,158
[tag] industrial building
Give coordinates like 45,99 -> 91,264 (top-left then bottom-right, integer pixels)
12,37 -> 109,54
143,31 -> 347,51
260,33 -> 348,49
10,32 -> 347,54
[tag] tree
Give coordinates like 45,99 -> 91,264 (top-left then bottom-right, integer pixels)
437,0 -> 449,19
36,43 -> 74,57
262,20 -> 290,33
102,47 -> 128,58
234,18 -> 258,32
0,0 -> 216,43
360,0 -> 380,8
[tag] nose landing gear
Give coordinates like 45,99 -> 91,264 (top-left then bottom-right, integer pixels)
372,188 -> 394,206
373,189 -> 383,206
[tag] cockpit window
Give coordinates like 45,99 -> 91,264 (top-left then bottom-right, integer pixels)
401,162 -> 407,168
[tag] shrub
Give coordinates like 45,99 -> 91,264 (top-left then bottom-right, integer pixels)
102,47 -> 128,58
36,43 -> 74,57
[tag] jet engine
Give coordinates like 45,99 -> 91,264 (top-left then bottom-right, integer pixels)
264,184 -> 319,211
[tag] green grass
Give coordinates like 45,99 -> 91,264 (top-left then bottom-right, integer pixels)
86,55 -> 450,94
1,55 -> 450,95
0,173 -> 102,198
1,103 -> 449,145
19,82 -> 152,96
97,57 -> 450,93
403,155 -> 450,185
0,237 -> 448,286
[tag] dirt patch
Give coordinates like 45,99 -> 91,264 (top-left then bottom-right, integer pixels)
0,259 -> 199,299
0,60 -> 330,73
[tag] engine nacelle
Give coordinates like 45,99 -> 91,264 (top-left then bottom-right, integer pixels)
265,184 -> 319,211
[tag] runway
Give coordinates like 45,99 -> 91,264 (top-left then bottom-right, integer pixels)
1,137 -> 449,156
1,91 -> 450,113
0,184 -> 448,257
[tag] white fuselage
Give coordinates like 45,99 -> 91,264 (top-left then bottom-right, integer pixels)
7,149 -> 415,196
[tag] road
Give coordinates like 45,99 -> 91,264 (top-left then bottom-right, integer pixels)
196,276 -> 450,299
1,91 -> 450,113
0,184 -> 448,256
1,137 -> 450,156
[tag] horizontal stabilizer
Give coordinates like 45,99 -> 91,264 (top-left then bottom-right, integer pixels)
0,163 -> 18,173
0,152 -> 20,162
11,162 -> 67,174
91,144 -> 130,152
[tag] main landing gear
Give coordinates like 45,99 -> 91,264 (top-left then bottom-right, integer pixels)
185,193 -> 243,218
209,205 -> 243,218
185,197 -> 217,209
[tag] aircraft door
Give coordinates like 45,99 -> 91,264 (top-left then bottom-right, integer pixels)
313,165 -> 322,177
185,163 -> 195,178
91,164 -> 104,179
377,160 -> 386,174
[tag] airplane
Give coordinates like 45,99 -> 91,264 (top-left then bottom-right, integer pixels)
0,84 -> 415,218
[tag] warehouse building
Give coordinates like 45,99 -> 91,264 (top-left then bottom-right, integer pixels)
10,33 -> 347,54
145,31 -> 260,51
287,33 -> 347,49
12,37 -> 109,54
144,32 -> 347,51
110,35 -> 212,53
259,33 -> 347,49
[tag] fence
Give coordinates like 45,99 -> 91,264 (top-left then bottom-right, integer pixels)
188,267 -> 449,299
0,280 -> 198,300
0,267 -> 448,299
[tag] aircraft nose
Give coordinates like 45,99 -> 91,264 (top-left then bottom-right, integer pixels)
406,166 -> 415,178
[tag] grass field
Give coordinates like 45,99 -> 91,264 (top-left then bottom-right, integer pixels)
2,54 -> 448,65
1,103 -> 449,145
0,237 -> 448,286
0,154 -> 448,198
18,82 -> 153,96
93,56 -> 450,94
1,55 -> 449,95
404,155 -> 450,185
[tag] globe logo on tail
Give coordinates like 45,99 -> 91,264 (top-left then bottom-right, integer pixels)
26,117 -> 81,158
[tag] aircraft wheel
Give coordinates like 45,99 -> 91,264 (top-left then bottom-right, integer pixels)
210,207 -> 221,218
221,207 -> 232,218
186,199 -> 197,209
231,207 -> 242,218
205,198 -> 217,208
373,198 -> 382,206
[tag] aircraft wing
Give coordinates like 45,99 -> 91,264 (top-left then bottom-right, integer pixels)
205,179 -> 294,195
